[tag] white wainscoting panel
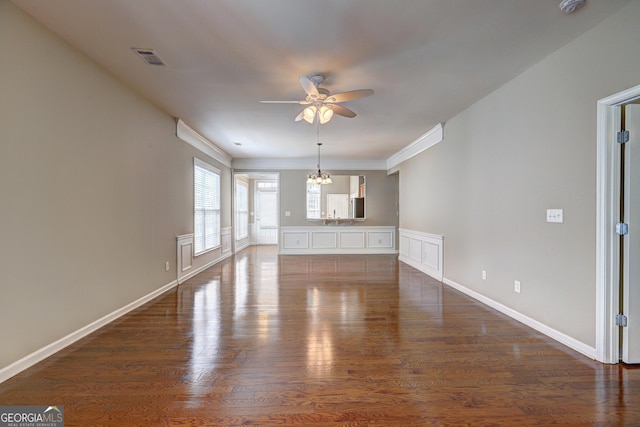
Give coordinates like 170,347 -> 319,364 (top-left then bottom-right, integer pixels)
398,229 -> 444,281
340,232 -> 366,249
368,231 -> 394,248
312,231 -> 338,249
283,232 -> 309,249
221,227 -> 232,253
177,233 -> 233,285
177,233 -> 194,284
409,238 -> 422,262
280,226 -> 396,255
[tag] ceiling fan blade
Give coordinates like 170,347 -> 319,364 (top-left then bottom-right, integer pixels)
331,104 -> 357,118
326,89 -> 374,103
260,100 -> 305,104
299,76 -> 320,98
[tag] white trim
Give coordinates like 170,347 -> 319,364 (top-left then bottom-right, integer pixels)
0,280 -> 178,384
194,157 -> 220,175
177,119 -> 232,167
443,277 -> 596,360
235,179 -> 249,241
386,123 -> 444,170
232,157 -> 387,171
595,96 -> 618,364
177,251 -> 233,284
398,229 -> 444,282
177,233 -> 194,284
595,83 -> 640,364
235,240 -> 251,253
280,226 -> 396,255
221,226 -> 232,254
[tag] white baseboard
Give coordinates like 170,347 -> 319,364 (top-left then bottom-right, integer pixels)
399,255 -> 442,282
0,280 -> 178,384
178,252 -> 232,284
235,241 -> 251,253
443,277 -> 596,360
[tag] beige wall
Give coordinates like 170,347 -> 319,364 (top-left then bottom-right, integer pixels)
0,2 -> 231,370
398,0 -> 640,347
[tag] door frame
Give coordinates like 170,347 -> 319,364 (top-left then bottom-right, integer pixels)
596,83 -> 640,363
255,180 -> 279,245
232,172 -> 279,252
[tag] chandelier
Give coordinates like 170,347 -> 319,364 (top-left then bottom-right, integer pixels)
306,123 -> 332,184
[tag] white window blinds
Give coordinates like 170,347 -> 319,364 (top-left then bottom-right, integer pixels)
194,158 -> 220,254
235,180 -> 249,240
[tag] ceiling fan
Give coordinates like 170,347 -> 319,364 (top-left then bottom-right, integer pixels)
261,74 -> 374,124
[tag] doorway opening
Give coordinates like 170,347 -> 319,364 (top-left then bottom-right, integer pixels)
233,172 -> 279,253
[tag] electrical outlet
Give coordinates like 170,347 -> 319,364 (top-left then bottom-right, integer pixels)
482,270 -> 487,280
165,261 -> 170,271
514,280 -> 521,293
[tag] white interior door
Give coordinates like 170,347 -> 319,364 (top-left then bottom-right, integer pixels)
622,104 -> 640,363
256,188 -> 278,245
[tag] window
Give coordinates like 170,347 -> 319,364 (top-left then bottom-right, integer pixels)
306,182 -> 321,219
256,181 -> 278,190
194,158 -> 220,254
236,180 -> 249,240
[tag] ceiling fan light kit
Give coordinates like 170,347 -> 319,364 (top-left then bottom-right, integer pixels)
261,74 -> 373,125
261,73 -> 373,183
302,106 -> 316,123
317,105 -> 334,124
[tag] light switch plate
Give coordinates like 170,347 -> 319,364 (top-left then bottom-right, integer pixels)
547,209 -> 563,223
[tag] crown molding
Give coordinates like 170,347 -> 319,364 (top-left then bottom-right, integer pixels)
176,118 -> 443,172
176,119 -> 232,168
232,158 -> 387,171
386,123 -> 444,170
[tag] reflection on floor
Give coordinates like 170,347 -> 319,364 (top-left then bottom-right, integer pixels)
1,245 -> 639,426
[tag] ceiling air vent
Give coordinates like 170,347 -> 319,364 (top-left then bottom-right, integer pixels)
132,48 -> 166,66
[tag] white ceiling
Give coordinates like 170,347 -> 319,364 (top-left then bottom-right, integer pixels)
13,0 -> 633,167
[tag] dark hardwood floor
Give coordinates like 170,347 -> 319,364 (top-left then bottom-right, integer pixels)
1,245 -> 639,426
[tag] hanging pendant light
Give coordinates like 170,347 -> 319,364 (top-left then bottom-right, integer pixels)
307,123 -> 332,184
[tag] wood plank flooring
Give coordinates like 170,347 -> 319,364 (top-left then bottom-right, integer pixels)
1,245 -> 639,426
